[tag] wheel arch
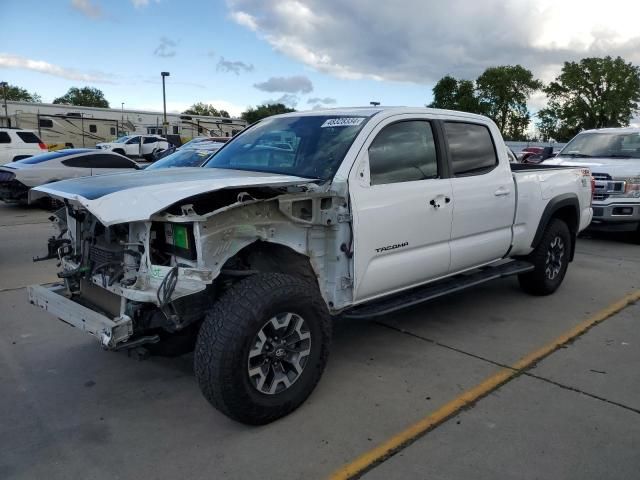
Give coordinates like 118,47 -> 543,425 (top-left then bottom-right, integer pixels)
531,193 -> 580,261
220,240 -> 319,287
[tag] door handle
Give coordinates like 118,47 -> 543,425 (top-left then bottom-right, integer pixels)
494,187 -> 511,197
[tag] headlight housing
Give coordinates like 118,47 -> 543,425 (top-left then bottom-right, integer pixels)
613,176 -> 640,198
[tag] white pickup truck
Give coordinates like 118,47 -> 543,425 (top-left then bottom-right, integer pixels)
27,107 -> 593,424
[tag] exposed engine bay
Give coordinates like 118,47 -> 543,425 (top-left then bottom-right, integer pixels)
35,183 -> 353,350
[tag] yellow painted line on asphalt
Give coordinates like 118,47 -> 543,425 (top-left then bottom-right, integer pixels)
330,290 -> 640,480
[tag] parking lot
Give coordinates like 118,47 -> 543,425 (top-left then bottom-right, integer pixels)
1,202 -> 639,480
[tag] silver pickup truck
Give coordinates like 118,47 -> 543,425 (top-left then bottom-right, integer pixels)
545,127 -> 640,239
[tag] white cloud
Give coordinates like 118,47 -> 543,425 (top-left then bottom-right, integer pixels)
153,37 -> 177,58
216,57 -> 254,75
0,53 -> 116,84
71,0 -> 103,18
262,94 -> 299,108
227,0 -> 640,83
254,75 -> 313,93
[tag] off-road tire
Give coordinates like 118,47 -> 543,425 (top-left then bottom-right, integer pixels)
518,218 -> 571,296
194,273 -> 331,425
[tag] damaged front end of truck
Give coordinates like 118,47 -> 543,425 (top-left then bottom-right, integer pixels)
27,168 -> 354,351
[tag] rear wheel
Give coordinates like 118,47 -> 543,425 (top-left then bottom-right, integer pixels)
519,218 -> 571,296
194,273 -> 331,425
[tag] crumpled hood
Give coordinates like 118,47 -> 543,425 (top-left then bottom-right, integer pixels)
545,156 -> 640,177
32,167 -> 313,225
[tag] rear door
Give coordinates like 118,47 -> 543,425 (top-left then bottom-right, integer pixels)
142,136 -> 159,156
350,116 -> 453,302
443,121 -> 515,272
124,136 -> 141,156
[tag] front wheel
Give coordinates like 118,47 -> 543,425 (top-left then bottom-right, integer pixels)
519,218 -> 571,296
194,273 -> 331,425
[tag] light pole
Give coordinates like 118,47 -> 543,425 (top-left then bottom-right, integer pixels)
161,71 -> 170,134
0,82 -> 8,127
121,102 -> 124,135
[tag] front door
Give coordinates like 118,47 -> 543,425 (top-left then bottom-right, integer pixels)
350,117 -> 453,302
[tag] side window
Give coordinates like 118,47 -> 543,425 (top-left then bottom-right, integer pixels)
62,156 -> 92,168
143,137 -> 159,144
444,122 -> 498,176
89,124 -> 97,133
91,154 -> 137,168
39,119 -> 54,128
368,121 -> 439,185
16,132 -> 42,143
63,154 -> 136,168
126,136 -> 140,144
0,132 -> 11,143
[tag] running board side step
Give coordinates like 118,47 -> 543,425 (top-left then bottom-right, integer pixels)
342,260 -> 534,319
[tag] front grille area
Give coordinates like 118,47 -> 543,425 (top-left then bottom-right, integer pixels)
0,179 -> 28,201
592,172 -> 625,201
89,244 -> 124,266
0,171 -> 15,182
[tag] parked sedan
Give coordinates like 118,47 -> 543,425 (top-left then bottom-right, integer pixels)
146,144 -> 222,170
0,149 -> 140,204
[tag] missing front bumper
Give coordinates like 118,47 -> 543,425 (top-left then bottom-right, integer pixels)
27,284 -> 133,348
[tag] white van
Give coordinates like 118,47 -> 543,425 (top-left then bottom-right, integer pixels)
0,128 -> 48,164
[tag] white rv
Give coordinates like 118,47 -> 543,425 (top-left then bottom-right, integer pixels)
0,101 -> 247,150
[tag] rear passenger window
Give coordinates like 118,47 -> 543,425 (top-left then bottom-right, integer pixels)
63,154 -> 136,168
16,132 -> 42,144
0,132 -> 10,143
143,137 -> 159,144
444,122 -> 498,176
368,121 -> 438,185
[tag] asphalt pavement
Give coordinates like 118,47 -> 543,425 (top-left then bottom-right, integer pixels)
0,203 -> 638,480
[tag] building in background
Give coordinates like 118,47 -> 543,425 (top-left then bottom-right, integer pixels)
0,101 -> 246,150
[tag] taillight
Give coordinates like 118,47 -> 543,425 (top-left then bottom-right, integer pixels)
38,142 -> 48,150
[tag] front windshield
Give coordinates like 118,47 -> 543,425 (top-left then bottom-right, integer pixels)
146,149 -> 215,169
560,132 -> 640,158
112,136 -> 132,143
203,114 -> 372,180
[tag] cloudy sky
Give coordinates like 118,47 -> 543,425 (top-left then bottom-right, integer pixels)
2,0 -> 640,118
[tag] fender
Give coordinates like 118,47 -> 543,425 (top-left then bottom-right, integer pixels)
531,193 -> 579,261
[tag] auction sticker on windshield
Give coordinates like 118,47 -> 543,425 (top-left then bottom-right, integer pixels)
321,117 -> 365,128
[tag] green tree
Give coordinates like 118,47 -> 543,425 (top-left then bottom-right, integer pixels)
241,103 -> 295,124
429,75 -> 458,109
476,65 -> 542,139
183,102 -> 230,117
428,77 -> 484,114
1,83 -> 42,102
543,56 -> 640,140
535,108 -> 560,142
53,87 -> 109,108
